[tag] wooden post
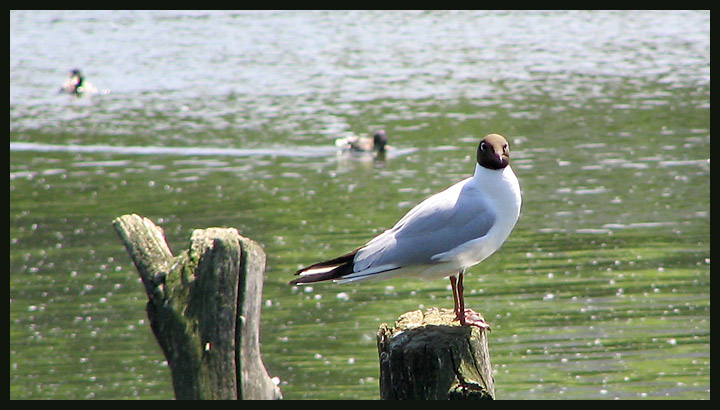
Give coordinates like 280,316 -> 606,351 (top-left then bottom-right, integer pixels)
377,307 -> 495,400
112,214 -> 282,400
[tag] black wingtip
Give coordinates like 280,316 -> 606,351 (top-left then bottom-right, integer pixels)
289,249 -> 358,285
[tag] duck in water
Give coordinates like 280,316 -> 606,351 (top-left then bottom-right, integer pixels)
335,130 -> 390,155
59,68 -> 98,97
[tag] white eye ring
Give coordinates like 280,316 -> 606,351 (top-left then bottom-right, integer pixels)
480,142 -> 487,151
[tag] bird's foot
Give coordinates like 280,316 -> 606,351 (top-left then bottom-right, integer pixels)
454,308 -> 491,330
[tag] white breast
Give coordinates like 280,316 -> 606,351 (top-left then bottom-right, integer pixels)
430,164 -> 521,272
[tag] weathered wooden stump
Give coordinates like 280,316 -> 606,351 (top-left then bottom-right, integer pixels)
377,307 -> 495,400
112,214 -> 282,400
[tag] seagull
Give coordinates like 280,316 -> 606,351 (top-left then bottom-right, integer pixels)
290,133 -> 521,327
335,130 -> 389,154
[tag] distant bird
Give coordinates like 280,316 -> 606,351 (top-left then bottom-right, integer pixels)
335,130 -> 390,154
59,68 -> 98,97
290,133 -> 522,327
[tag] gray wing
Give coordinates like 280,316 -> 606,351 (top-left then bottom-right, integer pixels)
354,181 -> 496,270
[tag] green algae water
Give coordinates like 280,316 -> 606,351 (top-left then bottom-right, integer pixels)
11,10 -> 709,399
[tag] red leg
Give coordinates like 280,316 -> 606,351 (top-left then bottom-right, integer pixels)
457,271 -> 466,324
450,275 -> 460,319
451,270 -> 490,329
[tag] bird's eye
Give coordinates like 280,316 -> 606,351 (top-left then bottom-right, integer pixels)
480,142 -> 487,151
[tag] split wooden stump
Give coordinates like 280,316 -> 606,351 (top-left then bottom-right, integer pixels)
112,214 -> 281,400
377,307 -> 495,400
